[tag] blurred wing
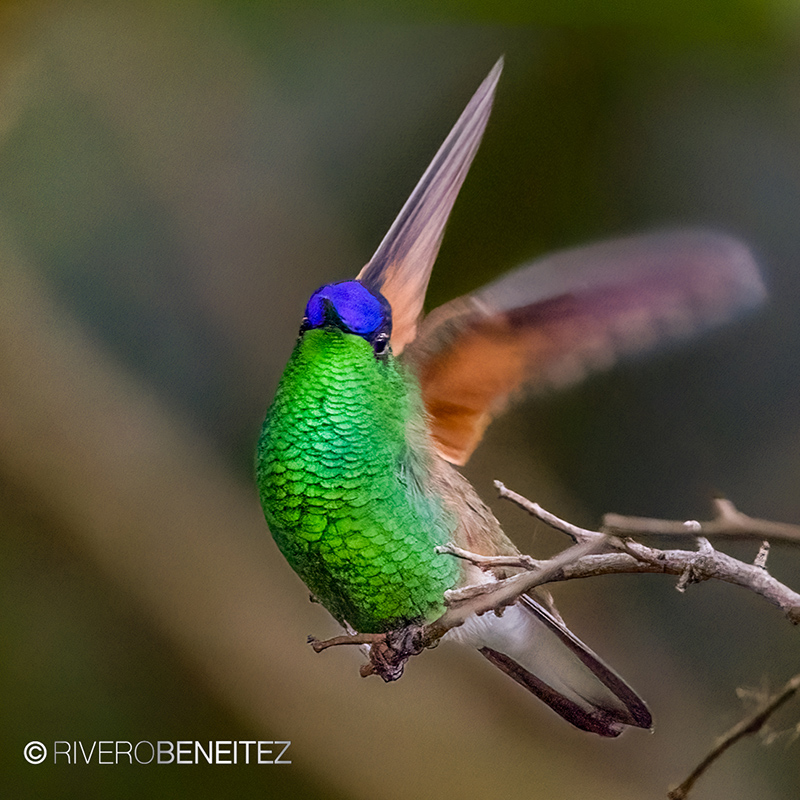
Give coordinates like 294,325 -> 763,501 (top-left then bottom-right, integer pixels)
357,58 -> 502,355
407,229 -> 765,465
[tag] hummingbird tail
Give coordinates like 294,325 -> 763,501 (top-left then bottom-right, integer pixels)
449,595 -> 652,736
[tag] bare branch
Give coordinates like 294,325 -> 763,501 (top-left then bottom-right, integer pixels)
308,633 -> 384,652
435,542 -> 538,571
424,537 -> 608,643
438,536 -> 800,623
489,487 -> 800,622
668,673 -> 800,800
603,498 -> 800,546
535,526 -> 800,624
494,481 -> 601,543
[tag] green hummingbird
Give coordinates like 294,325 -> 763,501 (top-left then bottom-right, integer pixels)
256,58 -> 763,736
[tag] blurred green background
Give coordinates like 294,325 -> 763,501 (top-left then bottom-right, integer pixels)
1,1 -> 799,798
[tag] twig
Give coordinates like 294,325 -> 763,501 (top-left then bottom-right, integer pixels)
604,498 -> 800,546
667,673 -> 800,799
308,632 -> 384,652
424,537 -> 608,642
754,541 -> 770,569
494,481 -> 601,543
435,542 -> 538,571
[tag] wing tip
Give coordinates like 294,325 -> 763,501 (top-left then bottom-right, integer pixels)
486,54 -> 505,88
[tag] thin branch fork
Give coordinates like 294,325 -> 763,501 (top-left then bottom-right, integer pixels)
492,484 -> 800,624
427,536 -> 608,641
495,481 -> 800,547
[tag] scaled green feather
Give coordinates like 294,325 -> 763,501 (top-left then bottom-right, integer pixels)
256,328 -> 460,633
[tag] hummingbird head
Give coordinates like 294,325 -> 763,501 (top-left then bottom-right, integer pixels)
302,280 -> 392,356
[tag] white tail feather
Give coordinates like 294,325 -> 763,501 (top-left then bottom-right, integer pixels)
447,596 -> 651,736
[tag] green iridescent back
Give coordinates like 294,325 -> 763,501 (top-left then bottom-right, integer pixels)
256,327 -> 460,633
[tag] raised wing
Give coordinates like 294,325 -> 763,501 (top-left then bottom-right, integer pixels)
406,229 -> 765,465
357,58 -> 502,355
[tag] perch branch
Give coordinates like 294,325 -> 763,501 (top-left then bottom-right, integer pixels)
667,673 -> 800,799
309,486 -> 800,681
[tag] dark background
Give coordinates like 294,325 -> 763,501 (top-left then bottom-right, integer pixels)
1,2 -> 799,798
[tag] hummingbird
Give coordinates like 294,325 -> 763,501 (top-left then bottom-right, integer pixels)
256,57 -> 764,736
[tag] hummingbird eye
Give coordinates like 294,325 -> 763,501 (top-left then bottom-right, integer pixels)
371,332 -> 390,358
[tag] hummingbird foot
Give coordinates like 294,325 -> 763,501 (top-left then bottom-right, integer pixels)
307,624 -> 427,682
359,624 -> 426,682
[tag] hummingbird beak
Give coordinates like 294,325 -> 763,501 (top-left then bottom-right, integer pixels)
357,57 -> 503,355
320,296 -> 342,327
